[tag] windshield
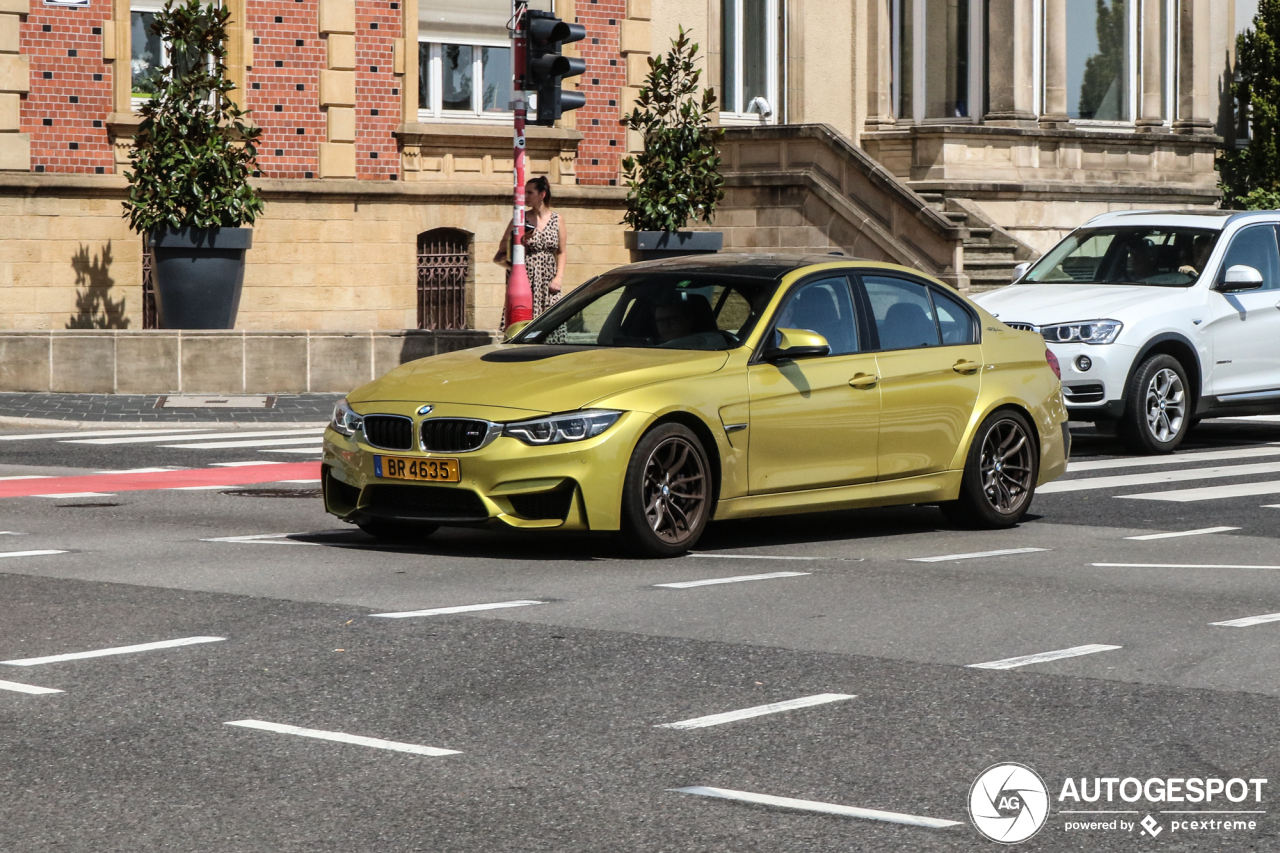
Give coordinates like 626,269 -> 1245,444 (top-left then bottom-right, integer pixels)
512,272 -> 779,350
1023,227 -> 1221,287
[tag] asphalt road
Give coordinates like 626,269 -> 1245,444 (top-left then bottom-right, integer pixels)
3,418 -> 1280,851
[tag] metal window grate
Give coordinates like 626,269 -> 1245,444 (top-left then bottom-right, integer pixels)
142,239 -> 158,329
417,229 -> 469,330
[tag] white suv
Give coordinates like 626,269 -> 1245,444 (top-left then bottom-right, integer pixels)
974,210 -> 1280,453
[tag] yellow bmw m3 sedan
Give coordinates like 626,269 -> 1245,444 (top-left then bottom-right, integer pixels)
322,254 -> 1068,557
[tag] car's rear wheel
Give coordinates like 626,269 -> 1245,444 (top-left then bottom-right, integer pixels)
1118,354 -> 1190,454
356,517 -> 439,542
941,410 -> 1039,529
620,423 -> 712,558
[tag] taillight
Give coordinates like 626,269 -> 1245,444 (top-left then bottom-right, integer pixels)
1045,349 -> 1061,379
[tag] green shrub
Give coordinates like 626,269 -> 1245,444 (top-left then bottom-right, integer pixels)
123,0 -> 263,232
620,27 -> 724,233
1222,0 -> 1280,209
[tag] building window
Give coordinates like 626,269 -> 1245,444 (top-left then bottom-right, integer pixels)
893,0 -> 981,123
418,0 -> 551,122
131,0 -> 166,106
1066,0 -> 1131,121
720,0 -> 779,124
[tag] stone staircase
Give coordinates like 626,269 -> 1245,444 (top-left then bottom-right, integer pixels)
918,193 -> 1038,293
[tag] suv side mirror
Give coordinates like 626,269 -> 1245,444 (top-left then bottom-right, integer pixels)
1216,264 -> 1266,293
504,320 -> 531,341
1012,262 -> 1030,283
763,328 -> 831,361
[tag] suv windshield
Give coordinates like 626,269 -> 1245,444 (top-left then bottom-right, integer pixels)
512,272 -> 779,350
1023,227 -> 1221,287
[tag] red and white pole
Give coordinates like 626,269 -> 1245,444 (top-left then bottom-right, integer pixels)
505,0 -> 533,328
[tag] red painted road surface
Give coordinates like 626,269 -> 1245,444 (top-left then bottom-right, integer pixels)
0,462 -> 322,498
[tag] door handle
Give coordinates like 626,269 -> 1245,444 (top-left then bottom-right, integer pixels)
848,373 -> 879,388
952,360 -> 981,374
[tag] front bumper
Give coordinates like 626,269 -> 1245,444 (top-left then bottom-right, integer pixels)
1048,341 -> 1137,421
321,410 -> 649,531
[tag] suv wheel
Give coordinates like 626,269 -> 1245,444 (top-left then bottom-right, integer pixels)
1119,354 -> 1190,454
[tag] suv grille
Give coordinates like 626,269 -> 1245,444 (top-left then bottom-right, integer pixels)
362,415 -> 414,450
361,484 -> 488,521
421,418 -> 491,452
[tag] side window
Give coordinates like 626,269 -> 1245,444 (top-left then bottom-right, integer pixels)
772,277 -> 859,356
862,276 -> 941,350
1220,226 -> 1280,291
930,287 -> 977,345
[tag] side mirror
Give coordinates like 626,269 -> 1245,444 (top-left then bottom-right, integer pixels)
763,328 -> 831,361
504,320 -> 531,341
1012,262 -> 1031,283
1216,265 -> 1266,293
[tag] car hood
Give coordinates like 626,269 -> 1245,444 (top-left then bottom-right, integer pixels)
973,283 -> 1183,325
348,344 -> 731,414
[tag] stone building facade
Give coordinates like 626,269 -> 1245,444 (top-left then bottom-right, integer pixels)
0,0 -> 1257,331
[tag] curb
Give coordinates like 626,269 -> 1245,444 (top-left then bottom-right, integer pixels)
0,416 -> 330,431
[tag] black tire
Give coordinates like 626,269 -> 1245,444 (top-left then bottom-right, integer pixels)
619,422 -> 713,558
940,410 -> 1039,529
356,517 -> 438,543
1117,354 -> 1191,454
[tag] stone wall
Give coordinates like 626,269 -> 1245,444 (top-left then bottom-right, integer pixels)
0,173 -> 630,331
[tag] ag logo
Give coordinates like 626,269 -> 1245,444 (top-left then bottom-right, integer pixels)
969,763 -> 1050,844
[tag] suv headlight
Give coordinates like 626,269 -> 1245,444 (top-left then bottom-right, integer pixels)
503,410 -> 622,446
1040,320 -> 1123,345
330,397 -> 363,437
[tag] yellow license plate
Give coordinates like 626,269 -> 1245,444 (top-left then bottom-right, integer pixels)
374,455 -> 460,482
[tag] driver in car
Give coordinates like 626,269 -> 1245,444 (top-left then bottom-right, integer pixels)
653,292 -> 725,350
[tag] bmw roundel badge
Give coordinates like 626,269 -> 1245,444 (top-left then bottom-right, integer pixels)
416,404 -> 434,416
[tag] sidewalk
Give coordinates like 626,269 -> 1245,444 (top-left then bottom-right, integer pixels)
0,393 -> 341,427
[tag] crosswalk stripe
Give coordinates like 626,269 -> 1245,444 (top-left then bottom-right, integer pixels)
1118,480 -> 1280,502
66,428 -> 325,446
967,644 -> 1121,670
159,437 -> 325,449
1211,612 -> 1280,628
261,448 -> 325,454
1125,526 -> 1240,540
0,429 -> 211,442
1040,461 -> 1280,494
1068,445 -> 1280,472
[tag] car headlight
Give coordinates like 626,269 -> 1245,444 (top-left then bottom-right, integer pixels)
503,410 -> 622,446
1040,320 -> 1123,345
330,397 -> 363,437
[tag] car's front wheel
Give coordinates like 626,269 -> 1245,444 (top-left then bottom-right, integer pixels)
1118,354 -> 1190,454
619,423 -> 712,558
941,410 -> 1039,528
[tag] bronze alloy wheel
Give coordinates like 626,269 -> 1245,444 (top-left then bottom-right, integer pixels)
641,434 -> 709,545
979,418 -> 1035,515
1143,367 -> 1186,443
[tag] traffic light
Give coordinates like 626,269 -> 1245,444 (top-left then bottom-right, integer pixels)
525,10 -> 586,126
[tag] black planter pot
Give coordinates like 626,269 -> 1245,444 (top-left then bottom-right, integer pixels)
625,230 -> 723,263
150,227 -> 252,329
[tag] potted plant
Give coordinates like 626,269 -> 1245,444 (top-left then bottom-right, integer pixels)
621,27 -> 725,261
123,0 -> 264,329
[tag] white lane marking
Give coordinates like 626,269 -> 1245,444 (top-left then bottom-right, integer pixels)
260,448 -> 325,454
1041,461 -> 1280,494
1068,445 -> 1280,472
657,693 -> 856,730
1125,526 -> 1240,540
0,550 -> 67,559
201,533 -> 320,546
33,492 -> 116,498
671,786 -> 961,829
1,636 -> 225,666
212,461 -> 290,467
908,547 -> 1049,563
160,437 -> 325,450
94,467 -> 177,474
0,429 -> 210,441
371,600 -> 547,618
223,720 -> 460,756
655,571 -> 810,589
67,428 -> 326,446
0,531 -> 26,535
0,679 -> 63,695
1119,480 -> 1280,502
1211,612 -> 1280,628
688,553 -> 821,561
1094,562 -> 1280,570
967,644 -> 1121,670
0,475 -> 53,481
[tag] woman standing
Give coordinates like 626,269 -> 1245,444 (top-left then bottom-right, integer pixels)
494,175 -> 568,318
